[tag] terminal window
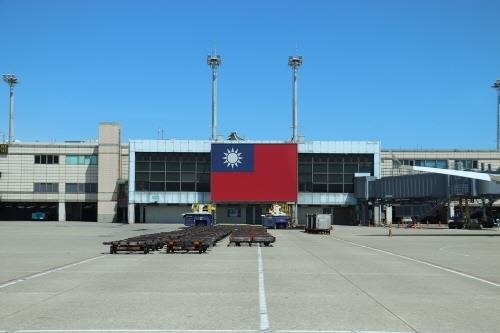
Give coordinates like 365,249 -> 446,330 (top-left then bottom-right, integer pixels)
298,154 -> 373,193
65,155 -> 98,165
65,183 -> 98,193
34,154 -> 59,164
34,183 -> 59,193
135,152 -> 210,192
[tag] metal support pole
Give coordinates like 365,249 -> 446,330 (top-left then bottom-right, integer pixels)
497,89 -> 500,150
2,74 -> 18,143
492,80 -> 500,150
292,67 -> 298,142
212,68 -> 217,140
8,85 -> 14,143
288,56 -> 303,143
208,55 -> 221,141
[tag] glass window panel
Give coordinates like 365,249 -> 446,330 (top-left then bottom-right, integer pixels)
299,173 -> 311,182
359,163 -> 373,173
135,181 -> 149,191
66,155 -> 78,165
313,174 -> 328,183
299,163 -> 312,173
313,163 -> 327,173
197,162 -> 210,173
136,162 -> 149,171
150,172 -> 165,181
415,160 -> 424,166
344,184 -> 354,193
344,163 -> 358,173
165,182 -> 180,191
299,182 -> 313,192
313,184 -> 327,192
78,184 -> 85,192
197,174 -> 210,183
181,173 -> 196,182
344,174 -> 354,184
151,161 -> 165,171
151,154 -> 164,162
424,160 -> 436,168
329,174 -> 343,183
65,183 -> 77,193
328,163 -> 343,173
181,182 -> 196,191
54,156 -> 59,164
135,172 -> 149,181
149,182 -> 165,191
166,161 -> 180,171
166,172 -> 180,181
329,184 -> 343,193
435,160 -> 447,169
41,155 -> 47,164
90,155 -> 98,165
197,183 -> 210,192
182,162 -> 196,172
47,155 -> 53,164
35,155 -> 40,164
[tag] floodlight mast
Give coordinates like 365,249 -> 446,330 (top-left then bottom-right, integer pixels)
288,56 -> 303,143
208,55 -> 222,141
2,74 -> 19,143
493,80 -> 500,150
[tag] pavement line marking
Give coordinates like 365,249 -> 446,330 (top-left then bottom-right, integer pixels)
14,329 -> 259,333
276,331 -> 412,333
258,244 -> 270,332
276,331 -> 413,333
0,254 -> 107,289
334,237 -> 500,288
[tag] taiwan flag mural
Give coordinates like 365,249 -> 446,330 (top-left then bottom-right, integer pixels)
211,143 -> 298,202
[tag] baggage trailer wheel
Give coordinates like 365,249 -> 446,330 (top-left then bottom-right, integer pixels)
143,247 -> 149,254
110,246 -> 116,254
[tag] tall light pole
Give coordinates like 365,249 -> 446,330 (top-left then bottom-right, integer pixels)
493,79 -> 500,150
2,74 -> 19,143
207,54 -> 222,141
288,55 -> 303,143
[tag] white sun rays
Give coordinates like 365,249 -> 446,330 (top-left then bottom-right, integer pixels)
222,147 -> 243,168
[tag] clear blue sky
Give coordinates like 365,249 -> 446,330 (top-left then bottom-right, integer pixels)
0,0 -> 499,148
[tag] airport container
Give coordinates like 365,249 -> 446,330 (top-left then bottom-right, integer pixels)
183,213 -> 214,227
305,214 -> 331,234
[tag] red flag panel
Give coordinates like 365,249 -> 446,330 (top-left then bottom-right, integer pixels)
211,143 -> 297,202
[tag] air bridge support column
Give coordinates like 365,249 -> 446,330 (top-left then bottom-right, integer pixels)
58,202 -> 66,222
374,205 -> 381,226
385,205 -> 393,225
448,202 -> 455,221
128,203 -> 135,224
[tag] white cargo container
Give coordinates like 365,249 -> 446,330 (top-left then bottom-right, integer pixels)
315,214 -> 332,230
305,214 -> 332,234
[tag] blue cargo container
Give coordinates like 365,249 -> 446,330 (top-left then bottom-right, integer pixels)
263,214 -> 289,229
183,213 -> 214,227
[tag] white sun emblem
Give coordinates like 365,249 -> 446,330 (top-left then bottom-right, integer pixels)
223,147 -> 243,168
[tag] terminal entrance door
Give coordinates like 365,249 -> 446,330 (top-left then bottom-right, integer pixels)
246,205 -> 263,224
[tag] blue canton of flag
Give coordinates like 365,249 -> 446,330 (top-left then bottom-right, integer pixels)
211,144 -> 255,172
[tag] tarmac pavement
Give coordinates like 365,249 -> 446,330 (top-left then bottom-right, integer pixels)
0,222 -> 499,333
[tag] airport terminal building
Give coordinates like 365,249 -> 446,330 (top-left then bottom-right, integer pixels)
2,122 -> 500,225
